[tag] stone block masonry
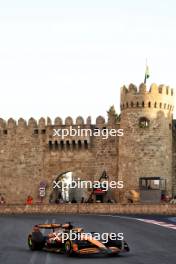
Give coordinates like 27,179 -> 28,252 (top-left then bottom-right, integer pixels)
0,82 -> 176,205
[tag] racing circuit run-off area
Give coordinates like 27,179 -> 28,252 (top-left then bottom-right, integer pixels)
0,214 -> 176,264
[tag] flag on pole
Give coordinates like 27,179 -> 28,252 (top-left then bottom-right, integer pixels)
144,64 -> 150,84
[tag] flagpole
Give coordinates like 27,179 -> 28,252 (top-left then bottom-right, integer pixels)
144,59 -> 149,84
144,58 -> 147,84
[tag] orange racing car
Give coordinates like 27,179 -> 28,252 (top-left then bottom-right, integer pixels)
27,222 -> 130,257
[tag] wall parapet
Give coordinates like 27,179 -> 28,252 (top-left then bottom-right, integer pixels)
0,204 -> 176,215
121,83 -> 174,97
120,83 -> 175,112
0,115 -> 113,130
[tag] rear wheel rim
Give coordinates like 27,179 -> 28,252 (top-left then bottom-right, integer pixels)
28,237 -> 33,248
66,242 -> 70,251
65,241 -> 73,255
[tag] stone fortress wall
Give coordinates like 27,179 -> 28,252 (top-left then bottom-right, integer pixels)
0,113 -> 119,204
0,82 -> 175,204
119,83 -> 175,196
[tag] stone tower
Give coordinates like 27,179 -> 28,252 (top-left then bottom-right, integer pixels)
119,83 -> 175,197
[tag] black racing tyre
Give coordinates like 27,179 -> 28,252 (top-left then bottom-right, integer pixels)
106,237 -> 130,253
28,234 -> 44,251
28,235 -> 36,250
65,240 -> 74,256
105,235 -> 123,248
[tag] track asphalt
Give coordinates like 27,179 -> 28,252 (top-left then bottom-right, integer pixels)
0,214 -> 176,264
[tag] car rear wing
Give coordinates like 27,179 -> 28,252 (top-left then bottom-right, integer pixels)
35,223 -> 73,230
36,224 -> 62,229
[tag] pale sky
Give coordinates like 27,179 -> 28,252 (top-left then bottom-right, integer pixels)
0,0 -> 176,122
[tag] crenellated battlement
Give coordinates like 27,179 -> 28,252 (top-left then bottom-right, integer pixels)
0,80 -> 176,205
121,83 -> 174,96
0,114 -> 117,132
120,83 -> 175,112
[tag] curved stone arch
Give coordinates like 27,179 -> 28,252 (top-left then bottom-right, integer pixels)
54,171 -> 74,182
139,116 -> 150,128
48,169 -> 89,203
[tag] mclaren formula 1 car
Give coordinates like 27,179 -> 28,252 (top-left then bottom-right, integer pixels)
28,222 -> 130,257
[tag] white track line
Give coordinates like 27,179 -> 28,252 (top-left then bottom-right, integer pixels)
94,214 -> 176,231
136,218 -> 176,230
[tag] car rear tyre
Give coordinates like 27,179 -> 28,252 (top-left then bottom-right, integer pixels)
28,234 -> 44,251
28,235 -> 36,250
65,240 -> 73,256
